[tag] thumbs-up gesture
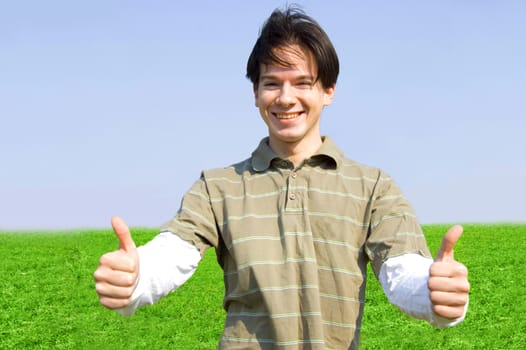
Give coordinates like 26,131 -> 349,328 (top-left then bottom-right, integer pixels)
94,216 -> 139,309
428,225 -> 470,319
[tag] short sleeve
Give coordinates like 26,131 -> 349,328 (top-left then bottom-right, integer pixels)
160,173 -> 219,256
365,171 -> 432,276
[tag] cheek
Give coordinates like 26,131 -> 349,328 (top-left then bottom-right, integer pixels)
255,96 -> 264,109
255,92 -> 273,109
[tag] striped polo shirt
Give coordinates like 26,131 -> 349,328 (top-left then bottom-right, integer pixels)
161,136 -> 431,349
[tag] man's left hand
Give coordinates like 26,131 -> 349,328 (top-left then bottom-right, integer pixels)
428,225 -> 470,319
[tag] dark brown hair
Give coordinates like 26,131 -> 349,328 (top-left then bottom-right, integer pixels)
246,6 -> 339,89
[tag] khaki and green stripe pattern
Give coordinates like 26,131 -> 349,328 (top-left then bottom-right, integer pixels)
162,137 -> 431,349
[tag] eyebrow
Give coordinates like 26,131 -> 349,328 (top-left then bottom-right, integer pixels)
259,74 -> 315,81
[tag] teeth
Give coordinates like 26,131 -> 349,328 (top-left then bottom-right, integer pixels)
275,113 -> 300,119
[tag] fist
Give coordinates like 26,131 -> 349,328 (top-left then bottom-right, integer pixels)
428,225 -> 470,319
94,216 -> 139,309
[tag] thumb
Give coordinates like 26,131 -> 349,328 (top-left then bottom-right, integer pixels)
111,216 -> 136,252
435,225 -> 463,262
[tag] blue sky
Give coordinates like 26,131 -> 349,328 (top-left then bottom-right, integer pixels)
1,0 -> 524,230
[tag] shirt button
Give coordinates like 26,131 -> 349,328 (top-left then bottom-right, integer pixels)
291,172 -> 297,178
289,193 -> 296,200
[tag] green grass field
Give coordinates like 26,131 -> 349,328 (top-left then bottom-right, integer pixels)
1,224 -> 524,349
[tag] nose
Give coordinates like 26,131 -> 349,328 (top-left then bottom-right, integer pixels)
276,83 -> 294,106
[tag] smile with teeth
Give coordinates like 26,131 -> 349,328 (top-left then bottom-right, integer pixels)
274,112 -> 301,119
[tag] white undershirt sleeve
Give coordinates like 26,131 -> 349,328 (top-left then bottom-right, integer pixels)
378,254 -> 468,328
115,231 -> 202,316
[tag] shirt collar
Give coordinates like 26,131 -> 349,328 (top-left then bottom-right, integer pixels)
251,136 -> 342,172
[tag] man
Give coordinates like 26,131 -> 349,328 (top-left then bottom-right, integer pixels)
94,7 -> 470,349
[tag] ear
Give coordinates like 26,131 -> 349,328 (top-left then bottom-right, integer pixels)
253,84 -> 259,107
323,84 -> 336,106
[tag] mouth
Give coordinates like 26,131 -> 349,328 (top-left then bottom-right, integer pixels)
273,112 -> 302,120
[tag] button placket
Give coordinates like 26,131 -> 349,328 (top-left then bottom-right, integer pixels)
285,169 -> 301,208
289,169 -> 296,201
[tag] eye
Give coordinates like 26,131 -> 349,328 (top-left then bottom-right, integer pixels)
262,81 -> 280,90
296,81 -> 313,89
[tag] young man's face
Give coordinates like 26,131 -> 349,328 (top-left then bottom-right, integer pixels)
254,45 -> 335,151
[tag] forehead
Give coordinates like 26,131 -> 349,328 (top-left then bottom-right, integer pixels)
260,45 -> 317,77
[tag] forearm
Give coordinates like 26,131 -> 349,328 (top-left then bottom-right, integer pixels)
116,231 -> 202,316
378,254 -> 467,328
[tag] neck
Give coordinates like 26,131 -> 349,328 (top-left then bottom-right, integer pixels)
269,134 -> 323,167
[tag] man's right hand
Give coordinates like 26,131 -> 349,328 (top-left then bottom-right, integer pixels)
94,216 -> 139,309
